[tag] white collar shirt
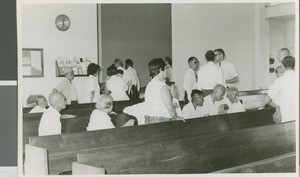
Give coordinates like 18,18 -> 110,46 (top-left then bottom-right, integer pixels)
182,102 -> 208,119
29,105 -> 46,113
223,98 -> 245,114
126,66 -> 141,91
202,95 -> 224,116
220,60 -> 238,87
85,75 -> 100,103
106,75 -> 129,101
267,70 -> 295,122
87,109 -> 115,131
183,68 -> 197,102
197,61 -> 226,90
38,106 -> 61,136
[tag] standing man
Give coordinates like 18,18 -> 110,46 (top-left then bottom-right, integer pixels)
114,58 -> 131,86
197,50 -> 226,92
276,48 -> 290,67
214,48 -> 239,87
164,57 -> 173,82
38,91 -> 66,136
260,56 -> 295,123
125,59 -> 141,100
183,56 -> 199,103
54,67 -> 78,105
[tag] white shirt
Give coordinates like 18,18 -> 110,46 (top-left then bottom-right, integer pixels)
117,66 -> 131,86
223,98 -> 245,114
38,107 -> 61,136
29,105 -> 46,113
183,68 -> 197,102
123,102 -> 146,125
197,61 -> 226,90
267,70 -> 295,122
85,75 -> 100,103
182,102 -> 208,119
126,66 -> 141,91
220,60 -> 238,87
173,98 -> 183,117
55,78 -> 78,104
202,95 -> 224,116
106,75 -> 129,101
144,76 -> 171,118
87,109 -> 115,131
165,65 -> 173,81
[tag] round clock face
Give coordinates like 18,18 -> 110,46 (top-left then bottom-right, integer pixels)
55,14 -> 71,31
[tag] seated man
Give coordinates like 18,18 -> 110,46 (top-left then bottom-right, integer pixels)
87,94 -> 115,131
182,89 -> 209,119
202,84 -> 228,116
224,87 -> 245,113
38,91 -> 66,136
29,95 -> 48,113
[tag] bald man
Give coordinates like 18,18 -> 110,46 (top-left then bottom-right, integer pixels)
38,91 -> 66,136
202,84 -> 228,116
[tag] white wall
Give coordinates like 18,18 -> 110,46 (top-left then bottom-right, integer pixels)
172,4 -> 261,100
22,4 -> 98,105
286,19 -> 295,56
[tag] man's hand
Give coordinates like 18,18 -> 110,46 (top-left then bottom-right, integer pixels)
218,104 -> 229,114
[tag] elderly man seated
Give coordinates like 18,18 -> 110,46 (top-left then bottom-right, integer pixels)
224,87 -> 245,113
38,91 -> 66,136
182,89 -> 209,119
29,95 -> 48,113
202,84 -> 228,116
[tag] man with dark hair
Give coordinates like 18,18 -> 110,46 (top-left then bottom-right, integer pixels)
125,59 -> 141,100
183,56 -> 199,103
197,50 -> 226,91
260,56 -> 295,123
164,57 -> 173,82
85,63 -> 101,103
214,48 -> 239,87
182,89 -> 208,119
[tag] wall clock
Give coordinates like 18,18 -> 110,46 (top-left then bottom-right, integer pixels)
55,14 -> 71,31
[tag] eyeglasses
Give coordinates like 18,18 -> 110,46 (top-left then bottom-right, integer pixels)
214,53 -> 222,56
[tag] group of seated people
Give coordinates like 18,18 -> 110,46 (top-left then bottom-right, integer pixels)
28,47 -> 295,137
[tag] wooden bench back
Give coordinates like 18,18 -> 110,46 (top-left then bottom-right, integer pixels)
28,108 -> 275,174
77,121 -> 295,174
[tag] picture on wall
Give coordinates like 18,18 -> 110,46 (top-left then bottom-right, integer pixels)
22,48 -> 44,77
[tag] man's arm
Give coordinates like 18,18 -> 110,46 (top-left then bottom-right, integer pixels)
226,76 -> 239,84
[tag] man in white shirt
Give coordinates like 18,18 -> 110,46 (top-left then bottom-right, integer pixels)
38,91 -> 66,136
125,59 -> 141,100
214,48 -> 239,87
54,67 -> 78,105
197,50 -> 226,91
183,56 -> 199,103
182,89 -> 209,119
114,58 -> 131,87
202,84 -> 227,116
260,56 -> 295,123
29,95 -> 47,113
224,87 -> 245,113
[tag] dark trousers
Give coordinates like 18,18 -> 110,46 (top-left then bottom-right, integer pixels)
128,85 -> 139,100
184,91 -> 189,105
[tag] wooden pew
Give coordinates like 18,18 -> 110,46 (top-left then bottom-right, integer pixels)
76,121 -> 295,174
26,108 -> 276,174
23,100 -> 141,148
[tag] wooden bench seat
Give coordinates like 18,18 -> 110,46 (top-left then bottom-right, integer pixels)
26,108 -> 276,174
76,121 -> 295,174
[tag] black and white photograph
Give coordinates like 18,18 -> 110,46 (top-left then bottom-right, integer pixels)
18,0 -> 299,176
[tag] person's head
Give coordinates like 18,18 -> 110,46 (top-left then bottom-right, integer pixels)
212,84 -> 227,102
87,63 -> 101,76
214,48 -> 225,63
125,59 -> 133,69
188,56 -> 199,71
110,113 -> 138,128
205,50 -> 215,62
164,57 -> 172,67
275,65 -> 285,77
191,89 -> 205,107
64,67 -> 74,81
117,69 -> 124,77
227,87 -> 239,104
277,48 -> 290,63
36,95 -> 47,109
96,94 -> 113,114
148,58 -> 166,79
282,56 -> 295,70
107,65 -> 118,77
114,58 -> 123,68
49,91 -> 66,112
166,81 -> 178,99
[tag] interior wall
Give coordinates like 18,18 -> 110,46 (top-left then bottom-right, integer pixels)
172,4 -> 258,100
100,4 -> 172,87
22,4 -> 98,105
286,19 -> 295,56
